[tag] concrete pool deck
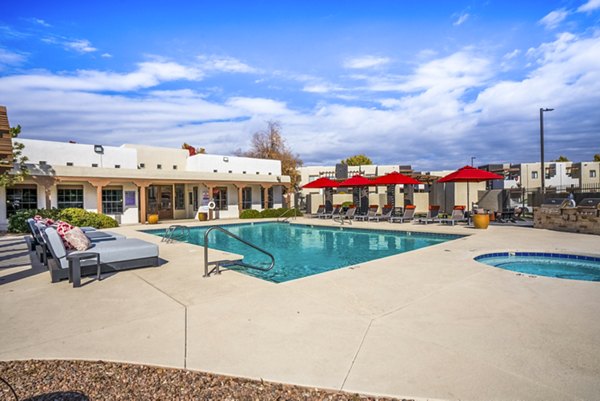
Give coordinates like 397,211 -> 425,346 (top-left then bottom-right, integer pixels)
1,218 -> 599,401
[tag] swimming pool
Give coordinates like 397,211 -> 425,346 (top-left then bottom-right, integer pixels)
475,252 -> 600,282
145,222 -> 462,283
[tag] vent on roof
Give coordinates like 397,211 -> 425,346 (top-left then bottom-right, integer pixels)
157,164 -> 162,170
243,171 -> 246,174
115,165 -> 121,169
228,170 -> 232,173
92,163 -> 98,167
213,169 -> 218,173
66,162 -> 73,166
173,165 -> 178,170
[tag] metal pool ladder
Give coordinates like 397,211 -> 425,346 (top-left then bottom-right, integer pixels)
203,225 -> 275,278
162,225 -> 190,244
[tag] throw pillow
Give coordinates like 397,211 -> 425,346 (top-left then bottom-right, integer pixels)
64,227 -> 91,251
56,221 -> 75,250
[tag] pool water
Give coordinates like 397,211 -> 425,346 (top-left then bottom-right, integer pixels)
146,222 -> 461,283
475,252 -> 600,282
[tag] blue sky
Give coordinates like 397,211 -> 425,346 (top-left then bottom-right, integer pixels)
1,0 -> 599,170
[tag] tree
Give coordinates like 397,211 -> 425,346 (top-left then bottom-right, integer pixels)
0,124 -> 29,187
594,154 -> 600,162
555,155 -> 570,162
236,121 -> 303,189
182,143 -> 205,156
342,154 -> 373,166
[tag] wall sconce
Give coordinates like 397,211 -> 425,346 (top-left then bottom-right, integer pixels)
94,145 -> 104,154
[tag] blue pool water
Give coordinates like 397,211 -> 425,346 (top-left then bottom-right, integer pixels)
475,252 -> 600,282
145,223 -> 461,283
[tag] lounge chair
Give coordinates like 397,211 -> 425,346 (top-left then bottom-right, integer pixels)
42,227 -> 159,287
355,205 -> 378,221
319,204 -> 341,219
390,205 -> 416,223
338,205 -> 357,221
439,206 -> 468,226
415,205 -> 441,224
369,204 -> 393,222
312,204 -> 326,218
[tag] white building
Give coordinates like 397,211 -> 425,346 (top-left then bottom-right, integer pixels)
1,136 -> 290,230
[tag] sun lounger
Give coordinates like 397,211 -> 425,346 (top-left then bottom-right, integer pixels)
42,227 -> 159,287
369,204 -> 393,222
390,205 -> 416,223
339,205 -> 357,221
355,205 -> 378,221
415,205 -> 441,224
319,204 -> 341,219
312,204 -> 326,218
438,206 -> 468,226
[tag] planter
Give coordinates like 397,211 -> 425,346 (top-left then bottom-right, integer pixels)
473,213 -> 490,229
147,214 -> 159,224
198,212 -> 207,221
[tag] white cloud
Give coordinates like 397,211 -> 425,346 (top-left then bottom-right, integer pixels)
453,13 -> 470,26
101,53 -> 113,58
0,48 -> 26,66
226,97 -> 291,115
503,49 -> 520,60
197,55 -> 257,73
32,18 -> 51,27
65,39 -> 97,53
539,9 -> 570,29
577,0 -> 600,12
344,55 -> 390,69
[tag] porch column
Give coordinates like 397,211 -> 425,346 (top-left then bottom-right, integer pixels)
262,184 -> 272,209
31,176 -> 56,209
87,179 -> 111,214
133,180 -> 151,224
234,184 -> 245,214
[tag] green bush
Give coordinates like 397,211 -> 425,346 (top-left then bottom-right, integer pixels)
253,207 -> 303,219
259,208 -> 280,218
8,208 -> 119,233
239,209 -> 260,219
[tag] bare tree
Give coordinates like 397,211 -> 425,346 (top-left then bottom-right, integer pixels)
237,121 -> 303,189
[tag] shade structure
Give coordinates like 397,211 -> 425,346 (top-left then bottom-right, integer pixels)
337,175 -> 373,187
372,171 -> 422,185
438,166 -> 503,183
301,177 -> 339,189
438,166 -> 504,215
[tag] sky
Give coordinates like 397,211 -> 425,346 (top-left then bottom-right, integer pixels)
1,0 -> 599,170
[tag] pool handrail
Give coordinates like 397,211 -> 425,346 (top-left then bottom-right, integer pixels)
203,225 -> 275,277
276,208 -> 297,222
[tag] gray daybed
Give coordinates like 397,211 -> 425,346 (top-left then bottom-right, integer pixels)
42,227 -> 159,287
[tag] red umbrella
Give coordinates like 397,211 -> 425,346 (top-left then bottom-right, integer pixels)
338,175 -> 373,187
372,171 -> 422,185
438,166 -> 503,212
302,177 -> 339,189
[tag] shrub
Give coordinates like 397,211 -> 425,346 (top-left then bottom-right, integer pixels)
256,207 -> 303,219
8,208 -> 118,233
259,208 -> 280,218
239,209 -> 260,219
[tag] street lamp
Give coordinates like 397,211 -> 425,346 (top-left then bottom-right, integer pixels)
471,156 -> 476,167
540,107 -> 554,193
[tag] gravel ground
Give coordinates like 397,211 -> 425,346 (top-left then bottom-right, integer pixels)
0,360 -> 410,401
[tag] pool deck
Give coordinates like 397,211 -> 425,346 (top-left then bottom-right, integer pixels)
1,218 -> 599,401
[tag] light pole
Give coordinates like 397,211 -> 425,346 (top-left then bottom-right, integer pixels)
470,156 -> 476,167
540,107 -> 554,193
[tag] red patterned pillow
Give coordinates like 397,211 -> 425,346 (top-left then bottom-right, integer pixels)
56,221 -> 75,250
64,227 -> 91,251
34,215 -> 55,226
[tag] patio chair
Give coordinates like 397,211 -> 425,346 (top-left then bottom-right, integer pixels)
319,204 -> 341,219
355,205 -> 378,221
369,204 -> 393,222
438,206 -> 468,226
42,227 -> 159,287
339,205 -> 357,221
415,205 -> 441,224
390,205 -> 416,223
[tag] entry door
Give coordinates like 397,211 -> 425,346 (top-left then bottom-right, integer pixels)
158,185 -> 173,220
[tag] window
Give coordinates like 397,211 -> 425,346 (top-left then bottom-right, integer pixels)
242,187 -> 252,210
591,170 -> 597,178
139,163 -> 145,169
57,186 -> 84,209
261,187 -> 274,208
175,184 -> 185,210
212,187 -> 228,210
66,162 -> 73,166
92,163 -> 98,167
157,164 -> 162,170
6,186 -> 37,217
115,164 -> 121,169
173,165 -> 178,170
102,187 -> 123,214
531,171 -> 538,179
